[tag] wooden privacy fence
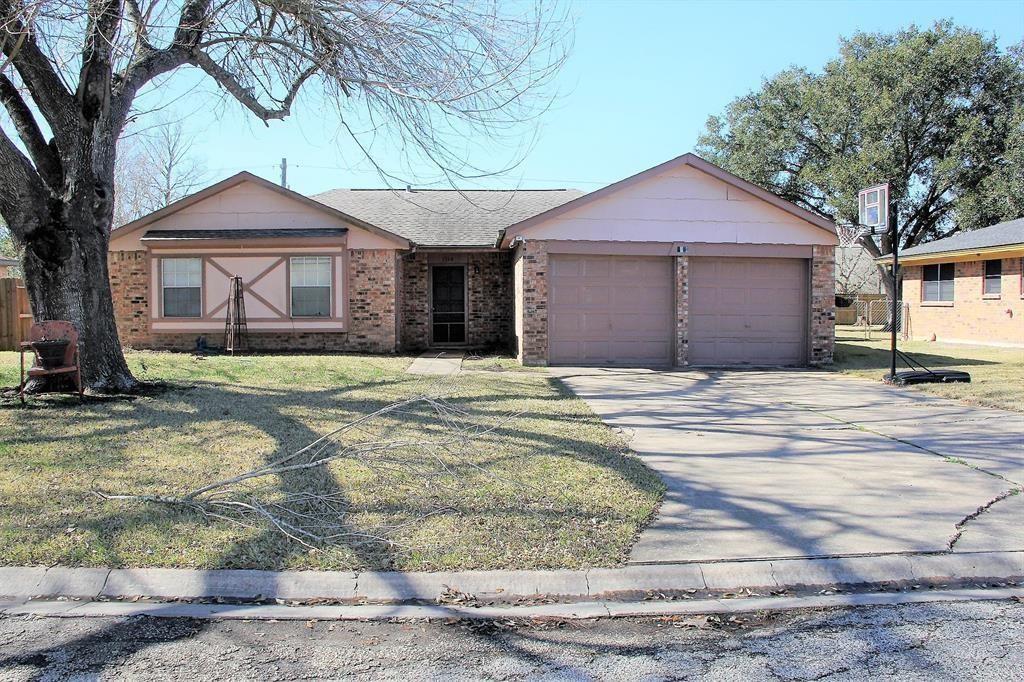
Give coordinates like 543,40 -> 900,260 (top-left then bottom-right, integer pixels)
0,278 -> 32,350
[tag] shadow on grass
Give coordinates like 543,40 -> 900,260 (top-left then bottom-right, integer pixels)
833,342 -> 1001,372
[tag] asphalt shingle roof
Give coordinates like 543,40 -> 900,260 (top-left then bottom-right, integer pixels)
312,188 -> 583,247
141,228 -> 347,241
899,218 -> 1024,258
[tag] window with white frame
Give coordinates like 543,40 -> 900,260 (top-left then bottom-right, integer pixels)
922,263 -> 955,302
290,256 -> 332,317
161,258 -> 202,317
983,259 -> 1002,296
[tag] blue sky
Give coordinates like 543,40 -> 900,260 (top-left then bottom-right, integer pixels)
153,0 -> 1024,196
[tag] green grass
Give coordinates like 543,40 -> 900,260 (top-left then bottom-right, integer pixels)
0,351 -> 662,572
832,327 -> 1024,412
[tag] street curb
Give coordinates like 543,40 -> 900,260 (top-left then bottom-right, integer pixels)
2,551 -> 1021,604
1,587 -> 1021,622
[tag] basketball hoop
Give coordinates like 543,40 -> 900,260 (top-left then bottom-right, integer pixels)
837,224 -> 870,247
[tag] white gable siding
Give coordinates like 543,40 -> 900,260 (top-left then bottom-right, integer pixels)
110,180 -> 397,250
517,165 -> 833,246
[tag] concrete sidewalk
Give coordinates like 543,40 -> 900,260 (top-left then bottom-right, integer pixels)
406,351 -> 463,375
2,551 -> 1020,604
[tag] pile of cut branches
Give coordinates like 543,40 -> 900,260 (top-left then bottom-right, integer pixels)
98,379 -> 522,548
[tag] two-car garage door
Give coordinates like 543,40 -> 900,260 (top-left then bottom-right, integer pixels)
548,254 -> 807,366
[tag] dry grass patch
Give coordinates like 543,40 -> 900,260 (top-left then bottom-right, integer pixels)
832,327 -> 1024,412
0,351 -> 662,571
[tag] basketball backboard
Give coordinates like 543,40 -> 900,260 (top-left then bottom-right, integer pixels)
858,183 -> 889,230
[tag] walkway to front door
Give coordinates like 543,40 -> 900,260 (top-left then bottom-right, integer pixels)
431,265 -> 466,345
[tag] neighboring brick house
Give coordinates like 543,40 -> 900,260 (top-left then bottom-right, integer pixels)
108,153 -> 838,366
897,218 -> 1023,348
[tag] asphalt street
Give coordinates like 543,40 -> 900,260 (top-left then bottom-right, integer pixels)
1,599 -> 1020,680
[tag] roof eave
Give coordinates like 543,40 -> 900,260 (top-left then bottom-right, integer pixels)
879,243 -> 1024,264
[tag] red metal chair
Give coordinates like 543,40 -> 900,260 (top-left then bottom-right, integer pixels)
19,321 -> 84,403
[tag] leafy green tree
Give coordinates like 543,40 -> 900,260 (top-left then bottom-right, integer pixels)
698,22 -> 1024,292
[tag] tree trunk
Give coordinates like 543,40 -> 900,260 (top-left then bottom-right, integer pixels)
19,197 -> 137,393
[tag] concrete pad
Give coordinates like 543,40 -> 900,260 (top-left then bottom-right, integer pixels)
700,562 -> 778,591
952,494 -> 1024,553
909,551 -> 1024,583
586,564 -> 706,597
0,567 -> 47,597
770,555 -> 916,588
552,368 -> 1019,564
406,352 -> 463,376
34,568 -> 109,598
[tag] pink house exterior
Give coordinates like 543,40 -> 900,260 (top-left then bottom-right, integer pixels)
109,153 -> 838,366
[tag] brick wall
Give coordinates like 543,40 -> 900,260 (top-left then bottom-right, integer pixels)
515,240 -> 549,365
398,250 -> 513,352
108,248 -> 399,353
810,245 -> 836,365
903,257 -> 1024,346
109,250 -> 152,347
674,255 -> 689,366
347,249 -> 398,353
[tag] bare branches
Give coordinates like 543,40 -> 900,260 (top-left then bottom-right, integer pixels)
99,381 -> 527,548
0,72 -> 61,183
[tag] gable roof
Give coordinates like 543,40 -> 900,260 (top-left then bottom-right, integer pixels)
111,172 -> 410,248
897,218 -> 1024,261
499,153 -> 837,247
313,188 -> 583,247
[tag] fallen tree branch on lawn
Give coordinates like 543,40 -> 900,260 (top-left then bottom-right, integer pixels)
97,377 -> 526,548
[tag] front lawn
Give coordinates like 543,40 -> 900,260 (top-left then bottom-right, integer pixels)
0,352 -> 662,571
832,327 -> 1024,412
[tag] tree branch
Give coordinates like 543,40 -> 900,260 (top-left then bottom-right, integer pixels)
0,2 -> 75,141
190,50 -> 316,122
0,74 -> 61,186
0,124 -> 46,236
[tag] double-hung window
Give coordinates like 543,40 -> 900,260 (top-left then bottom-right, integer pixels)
161,258 -> 202,317
983,259 -> 1002,296
290,256 -> 332,317
922,263 -> 955,302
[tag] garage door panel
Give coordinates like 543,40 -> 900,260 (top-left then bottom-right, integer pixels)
688,257 -> 807,366
550,255 -> 673,365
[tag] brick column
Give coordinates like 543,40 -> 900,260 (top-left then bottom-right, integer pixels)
518,240 -> 548,365
674,255 -> 689,366
108,250 -> 151,348
810,245 -> 835,365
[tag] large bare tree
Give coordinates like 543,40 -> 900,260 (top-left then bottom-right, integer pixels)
0,0 -> 568,391
114,118 -> 208,225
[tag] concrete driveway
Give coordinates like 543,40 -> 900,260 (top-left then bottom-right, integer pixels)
552,368 -> 1024,564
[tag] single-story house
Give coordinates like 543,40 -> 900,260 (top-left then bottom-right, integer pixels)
108,153 -> 838,366
0,256 -> 18,278
896,218 -> 1023,347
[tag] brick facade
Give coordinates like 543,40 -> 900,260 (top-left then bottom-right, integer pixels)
109,249 -> 398,353
399,250 -> 513,352
674,255 -> 689,366
514,240 -> 549,365
809,245 -> 836,365
902,257 -> 1024,347
108,250 -> 152,348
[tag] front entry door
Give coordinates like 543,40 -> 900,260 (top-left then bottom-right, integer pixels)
431,265 -> 466,344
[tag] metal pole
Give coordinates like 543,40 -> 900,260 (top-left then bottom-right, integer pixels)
889,194 -> 898,382
280,158 -> 287,188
